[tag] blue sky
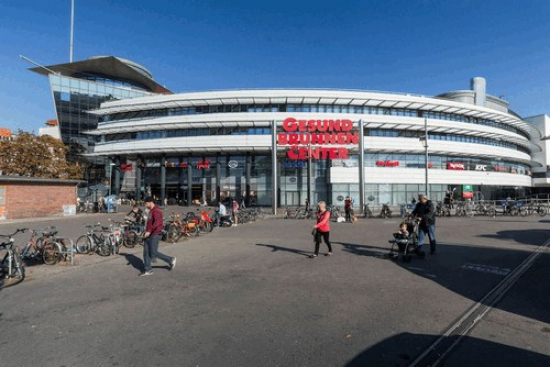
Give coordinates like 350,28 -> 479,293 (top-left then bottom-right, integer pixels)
1,0 -> 549,133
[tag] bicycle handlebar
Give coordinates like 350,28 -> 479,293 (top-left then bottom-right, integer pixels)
0,228 -> 27,238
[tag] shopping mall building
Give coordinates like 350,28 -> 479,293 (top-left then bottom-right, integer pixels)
32,57 -> 550,210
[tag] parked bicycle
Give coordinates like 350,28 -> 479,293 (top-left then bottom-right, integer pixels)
75,223 -> 111,256
0,228 -> 27,288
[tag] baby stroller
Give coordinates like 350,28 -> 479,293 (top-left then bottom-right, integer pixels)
388,219 -> 425,263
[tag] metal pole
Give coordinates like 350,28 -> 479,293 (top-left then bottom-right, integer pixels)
307,143 -> 312,206
425,117 -> 430,198
109,163 -> 113,196
272,120 -> 278,215
358,119 -> 365,214
70,0 -> 75,62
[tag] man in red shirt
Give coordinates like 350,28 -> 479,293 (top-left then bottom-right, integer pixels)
310,201 -> 332,258
139,197 -> 176,276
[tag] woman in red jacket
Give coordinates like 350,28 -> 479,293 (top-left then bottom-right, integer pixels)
310,201 -> 332,258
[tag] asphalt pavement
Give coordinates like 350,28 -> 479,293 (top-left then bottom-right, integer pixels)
1,211 -> 549,366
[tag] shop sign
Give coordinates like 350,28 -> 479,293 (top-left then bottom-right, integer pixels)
178,162 -> 189,168
376,160 -> 399,167
228,160 -> 238,169
288,177 -> 297,183
407,163 -> 434,168
121,164 -> 133,172
494,165 -> 508,173
196,159 -> 211,169
145,162 -> 161,168
337,195 -> 344,201
463,185 -> 473,192
277,117 -> 359,160
474,164 -> 488,171
447,162 -> 465,170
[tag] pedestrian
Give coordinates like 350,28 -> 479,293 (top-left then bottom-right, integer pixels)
309,201 -> 332,258
232,199 -> 239,226
412,193 -> 437,255
344,196 -> 352,222
139,196 -> 176,276
305,198 -> 310,212
164,197 -> 168,208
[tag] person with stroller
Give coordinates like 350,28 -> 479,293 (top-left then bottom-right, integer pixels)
412,194 -> 437,255
309,201 -> 333,258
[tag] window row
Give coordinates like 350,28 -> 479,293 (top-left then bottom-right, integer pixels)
100,103 -> 528,138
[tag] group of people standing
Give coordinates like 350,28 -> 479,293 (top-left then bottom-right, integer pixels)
308,193 -> 437,258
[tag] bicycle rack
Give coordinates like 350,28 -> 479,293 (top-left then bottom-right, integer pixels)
57,238 -> 76,266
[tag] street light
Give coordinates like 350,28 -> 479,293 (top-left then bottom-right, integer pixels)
108,162 -> 115,196
419,117 -> 429,198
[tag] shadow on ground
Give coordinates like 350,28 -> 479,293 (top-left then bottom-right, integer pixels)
255,243 -> 310,257
344,332 -> 550,367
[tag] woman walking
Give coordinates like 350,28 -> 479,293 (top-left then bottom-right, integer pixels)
310,201 -> 332,258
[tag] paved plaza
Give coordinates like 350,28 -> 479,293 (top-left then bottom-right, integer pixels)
1,210 -> 549,366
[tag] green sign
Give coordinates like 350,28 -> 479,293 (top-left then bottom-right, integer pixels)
463,185 -> 473,192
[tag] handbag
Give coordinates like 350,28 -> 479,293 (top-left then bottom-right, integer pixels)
311,228 -> 317,236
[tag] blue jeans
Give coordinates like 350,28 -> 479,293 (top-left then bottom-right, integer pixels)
143,234 -> 173,272
417,224 -> 437,253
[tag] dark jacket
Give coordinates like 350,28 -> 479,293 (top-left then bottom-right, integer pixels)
412,200 -> 436,226
146,205 -> 164,236
126,209 -> 144,223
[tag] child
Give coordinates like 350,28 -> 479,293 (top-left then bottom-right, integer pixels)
390,221 -> 410,252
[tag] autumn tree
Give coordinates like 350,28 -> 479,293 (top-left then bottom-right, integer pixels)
0,131 -> 83,179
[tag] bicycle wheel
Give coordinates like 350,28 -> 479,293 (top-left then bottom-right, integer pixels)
122,230 -> 138,248
165,224 -> 181,243
96,238 -> 111,256
43,242 -> 62,265
75,235 -> 91,254
537,206 -> 547,217
519,206 -> 528,217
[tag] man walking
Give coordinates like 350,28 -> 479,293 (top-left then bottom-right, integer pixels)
309,201 -> 333,258
140,196 -> 176,276
412,194 -> 437,255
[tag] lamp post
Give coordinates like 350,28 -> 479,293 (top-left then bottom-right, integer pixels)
108,162 -> 115,196
419,117 -> 429,198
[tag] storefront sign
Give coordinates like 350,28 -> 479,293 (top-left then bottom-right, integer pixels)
494,165 -> 508,173
121,164 -> 133,172
288,177 -> 297,183
447,162 -> 465,170
196,159 -> 211,169
463,185 -> 473,192
145,162 -> 161,168
228,160 -> 238,169
376,160 -> 400,167
474,164 -> 488,171
337,195 -> 344,201
178,162 -> 189,168
277,117 -> 359,160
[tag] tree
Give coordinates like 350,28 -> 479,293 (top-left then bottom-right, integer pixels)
0,131 -> 83,179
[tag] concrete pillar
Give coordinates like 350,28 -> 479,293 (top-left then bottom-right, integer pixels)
245,155 -> 251,207
160,156 -> 166,203
114,156 -> 121,196
135,157 -> 142,201
187,157 -> 192,207
216,156 -> 221,205
471,77 -> 486,107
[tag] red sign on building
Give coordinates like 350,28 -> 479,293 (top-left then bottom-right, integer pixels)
447,162 -> 465,170
376,160 -> 400,167
277,117 -> 359,160
121,164 -> 133,172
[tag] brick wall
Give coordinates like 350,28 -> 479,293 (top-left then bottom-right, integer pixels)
1,183 -> 76,220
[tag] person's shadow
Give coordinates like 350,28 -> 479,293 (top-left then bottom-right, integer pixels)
256,243 -> 311,257
122,253 -> 144,271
